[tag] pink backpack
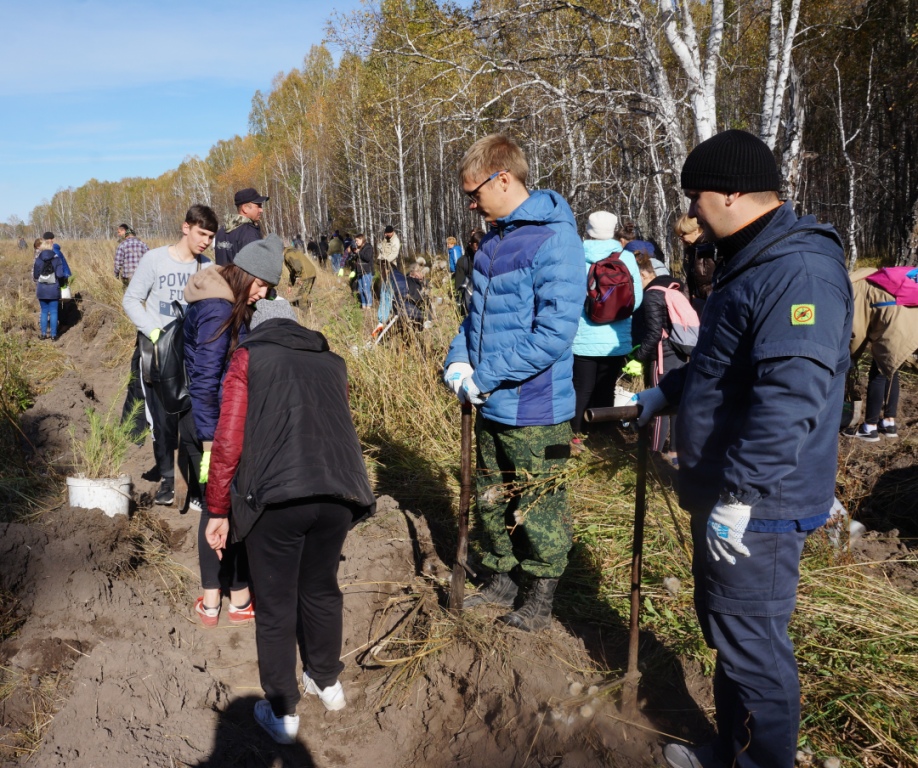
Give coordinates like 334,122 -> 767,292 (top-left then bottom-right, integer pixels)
864,267 -> 918,307
647,283 -> 700,356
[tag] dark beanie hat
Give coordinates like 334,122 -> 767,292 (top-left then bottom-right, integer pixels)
42,231 -> 55,240
681,130 -> 781,193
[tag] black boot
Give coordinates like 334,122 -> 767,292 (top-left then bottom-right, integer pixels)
463,572 -> 518,609
498,578 -> 558,632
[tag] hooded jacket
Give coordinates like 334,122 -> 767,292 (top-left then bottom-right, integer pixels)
571,240 -> 643,357
632,274 -> 687,375
206,319 -> 375,538
214,214 -> 262,267
356,242 -> 375,275
444,190 -> 584,426
658,202 -> 853,520
33,249 -> 67,301
183,267 -> 246,442
378,233 -> 401,265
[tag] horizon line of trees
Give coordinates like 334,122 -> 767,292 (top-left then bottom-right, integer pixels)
4,0 -> 917,268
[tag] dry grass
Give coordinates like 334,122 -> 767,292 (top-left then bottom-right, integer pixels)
127,508 -> 195,605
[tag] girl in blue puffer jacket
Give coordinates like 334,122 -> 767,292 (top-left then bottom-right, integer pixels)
570,212 -> 643,448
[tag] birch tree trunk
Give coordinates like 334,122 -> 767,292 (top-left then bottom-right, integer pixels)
760,0 -> 802,150
780,61 -> 806,207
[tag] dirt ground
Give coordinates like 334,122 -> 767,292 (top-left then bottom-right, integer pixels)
1,277 -> 915,767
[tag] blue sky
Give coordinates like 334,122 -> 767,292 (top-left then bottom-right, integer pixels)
0,0 -> 361,223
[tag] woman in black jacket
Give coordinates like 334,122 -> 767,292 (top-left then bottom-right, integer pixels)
630,252 -> 687,464
204,309 -> 374,744
676,213 -> 714,310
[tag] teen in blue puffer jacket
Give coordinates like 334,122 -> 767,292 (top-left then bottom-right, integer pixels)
443,134 -> 583,634
444,192 -> 584,426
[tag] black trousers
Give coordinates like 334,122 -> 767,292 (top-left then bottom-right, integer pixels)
571,354 -> 625,433
245,498 -> 352,717
139,363 -> 178,479
865,359 -> 899,424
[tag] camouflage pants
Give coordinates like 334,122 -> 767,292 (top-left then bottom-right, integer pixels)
475,415 -> 573,578
289,276 -> 315,305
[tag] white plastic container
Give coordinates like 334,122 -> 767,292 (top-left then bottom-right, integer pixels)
614,386 -> 634,407
66,475 -> 132,517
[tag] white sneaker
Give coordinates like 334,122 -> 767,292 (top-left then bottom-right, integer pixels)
663,743 -> 721,768
253,699 -> 299,744
303,672 -> 346,711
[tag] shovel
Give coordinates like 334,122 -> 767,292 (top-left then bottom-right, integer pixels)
449,402 -> 475,612
584,403 -> 647,713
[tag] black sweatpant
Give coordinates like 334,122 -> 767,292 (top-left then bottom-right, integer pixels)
140,365 -> 178,480
245,498 -> 352,717
571,354 -> 626,433
865,359 -> 899,424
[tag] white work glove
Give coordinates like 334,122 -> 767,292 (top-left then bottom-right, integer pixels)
444,362 -> 474,398
460,376 -> 488,406
630,387 -> 668,427
706,499 -> 752,565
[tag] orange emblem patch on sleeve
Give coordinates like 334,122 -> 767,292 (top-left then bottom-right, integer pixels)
791,304 -> 815,325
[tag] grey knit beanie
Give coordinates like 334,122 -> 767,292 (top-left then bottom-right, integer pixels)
681,129 -> 781,193
234,233 -> 284,285
250,297 -> 299,328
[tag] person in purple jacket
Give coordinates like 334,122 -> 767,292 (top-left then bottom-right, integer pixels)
182,234 -> 284,628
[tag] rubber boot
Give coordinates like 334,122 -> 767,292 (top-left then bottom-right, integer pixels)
498,578 -> 558,632
462,572 -> 518,609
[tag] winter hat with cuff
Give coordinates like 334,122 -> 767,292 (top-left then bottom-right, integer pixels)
681,129 -> 781,193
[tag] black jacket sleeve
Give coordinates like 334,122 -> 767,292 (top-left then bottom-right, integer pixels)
633,288 -> 667,363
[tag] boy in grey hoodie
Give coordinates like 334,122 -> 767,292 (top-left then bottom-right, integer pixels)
122,205 -> 216,504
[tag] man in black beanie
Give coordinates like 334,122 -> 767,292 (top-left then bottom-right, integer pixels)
634,130 -> 853,768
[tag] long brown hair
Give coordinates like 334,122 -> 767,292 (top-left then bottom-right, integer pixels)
212,264 -> 257,359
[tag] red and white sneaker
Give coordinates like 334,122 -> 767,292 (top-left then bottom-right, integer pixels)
228,598 -> 256,625
194,596 -> 221,628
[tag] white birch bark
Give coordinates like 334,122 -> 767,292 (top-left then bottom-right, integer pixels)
834,53 -> 874,270
760,0 -> 802,150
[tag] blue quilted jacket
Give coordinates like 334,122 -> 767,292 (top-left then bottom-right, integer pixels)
571,240 -> 643,357
183,268 -> 248,442
444,190 -> 584,426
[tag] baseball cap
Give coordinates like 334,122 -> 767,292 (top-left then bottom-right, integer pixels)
234,188 -> 270,206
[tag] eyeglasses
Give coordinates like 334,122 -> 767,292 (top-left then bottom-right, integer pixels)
465,169 -> 507,200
